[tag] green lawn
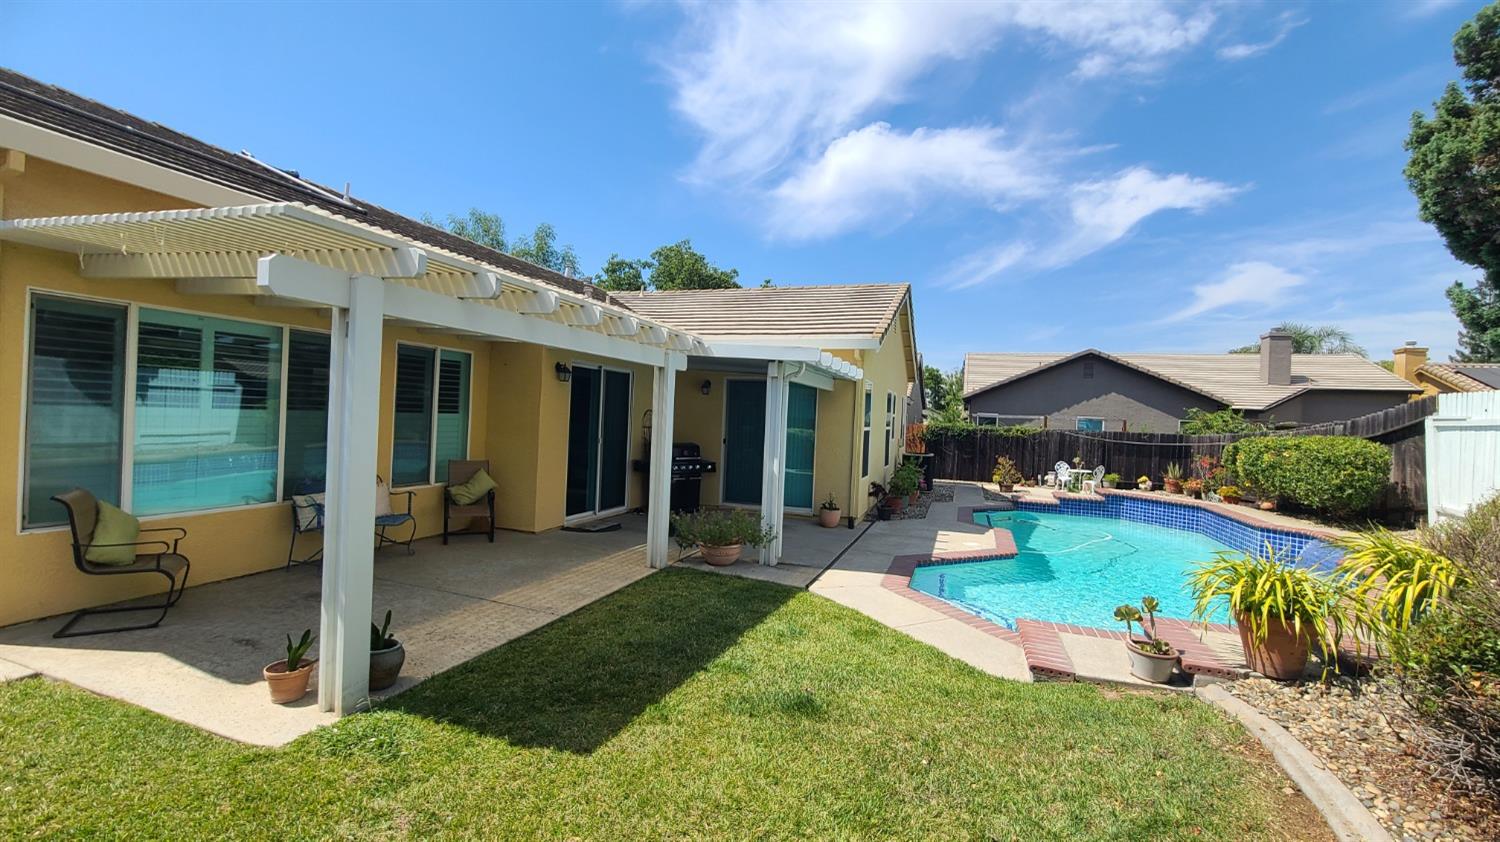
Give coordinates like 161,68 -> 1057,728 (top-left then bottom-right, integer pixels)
0,569 -> 1325,840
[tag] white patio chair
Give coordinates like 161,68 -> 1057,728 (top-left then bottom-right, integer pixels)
1082,465 -> 1106,495
1053,461 -> 1071,489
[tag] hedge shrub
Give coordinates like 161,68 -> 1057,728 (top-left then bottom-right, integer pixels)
1221,435 -> 1391,517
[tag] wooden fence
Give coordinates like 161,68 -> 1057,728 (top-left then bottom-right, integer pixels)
923,396 -> 1439,518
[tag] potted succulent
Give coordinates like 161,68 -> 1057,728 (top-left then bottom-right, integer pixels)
990,455 -> 1022,493
1162,463 -> 1184,494
818,493 -> 842,528
671,508 -> 776,566
1218,485 -> 1243,505
1182,477 -> 1204,499
264,629 -> 316,704
1101,472 -> 1121,489
1113,597 -> 1179,683
369,609 -> 405,692
1136,475 -> 1153,492
1187,549 -> 1342,681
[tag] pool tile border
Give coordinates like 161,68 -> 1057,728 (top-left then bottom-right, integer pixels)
876,492 -> 1288,682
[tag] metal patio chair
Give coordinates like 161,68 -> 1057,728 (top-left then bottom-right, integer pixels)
443,459 -> 495,544
287,477 -> 416,568
51,488 -> 190,639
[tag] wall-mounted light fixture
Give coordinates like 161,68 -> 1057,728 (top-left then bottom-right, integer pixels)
555,362 -> 572,383
700,379 -> 712,396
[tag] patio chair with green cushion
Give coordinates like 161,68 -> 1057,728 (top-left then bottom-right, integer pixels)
443,459 -> 496,544
51,488 -> 190,639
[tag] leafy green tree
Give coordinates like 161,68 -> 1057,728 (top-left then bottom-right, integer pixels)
595,254 -> 651,292
1228,322 -> 1366,355
648,240 -> 740,291
1405,2 -> 1500,361
424,209 -> 580,277
923,364 -> 952,411
1179,408 -> 1262,435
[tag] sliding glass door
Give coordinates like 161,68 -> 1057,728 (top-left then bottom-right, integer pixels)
565,365 -> 631,519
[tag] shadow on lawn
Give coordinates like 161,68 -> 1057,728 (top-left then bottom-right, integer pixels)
380,568 -> 794,754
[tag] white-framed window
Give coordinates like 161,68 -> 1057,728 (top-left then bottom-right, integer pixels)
861,384 -> 872,478
885,391 -> 896,466
392,342 -> 472,487
1075,417 -> 1104,432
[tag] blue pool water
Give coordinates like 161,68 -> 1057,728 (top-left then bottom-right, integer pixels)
909,509 -> 1234,630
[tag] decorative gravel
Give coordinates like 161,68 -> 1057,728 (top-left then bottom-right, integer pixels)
1225,677 -> 1500,841
865,484 -> 952,521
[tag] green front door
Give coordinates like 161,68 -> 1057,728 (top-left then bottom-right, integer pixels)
784,383 -> 816,509
722,379 -> 764,505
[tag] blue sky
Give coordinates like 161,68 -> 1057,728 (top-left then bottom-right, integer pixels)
2,0 -> 1485,369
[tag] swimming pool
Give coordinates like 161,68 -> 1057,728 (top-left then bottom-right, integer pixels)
909,509 -> 1234,630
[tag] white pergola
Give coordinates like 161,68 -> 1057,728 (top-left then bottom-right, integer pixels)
0,201 -> 862,714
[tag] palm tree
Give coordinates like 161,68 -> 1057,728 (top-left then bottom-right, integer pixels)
1229,322 -> 1366,356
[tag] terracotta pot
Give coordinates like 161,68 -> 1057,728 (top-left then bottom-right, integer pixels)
1125,638 -> 1179,683
996,483 -> 1014,493
908,490 -> 919,505
369,640 -> 406,692
1164,479 -> 1183,494
699,543 -> 743,566
264,658 -> 316,704
1221,495 -> 1242,505
818,508 -> 841,528
1236,613 -> 1311,680
884,495 -> 906,512
1258,499 -> 1278,511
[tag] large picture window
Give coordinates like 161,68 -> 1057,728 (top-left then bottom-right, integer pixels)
392,344 -> 471,486
23,296 -> 127,528
132,309 -> 283,515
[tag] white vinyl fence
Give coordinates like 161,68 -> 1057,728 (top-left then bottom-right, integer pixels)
1425,391 -> 1500,522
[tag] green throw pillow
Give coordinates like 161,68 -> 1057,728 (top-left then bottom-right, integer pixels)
86,501 -> 140,565
449,469 -> 496,505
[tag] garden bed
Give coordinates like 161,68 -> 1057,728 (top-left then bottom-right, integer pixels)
864,483 -> 954,521
1225,677 -> 1500,841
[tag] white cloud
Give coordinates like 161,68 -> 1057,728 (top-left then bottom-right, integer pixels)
1216,13 -> 1306,61
767,123 -> 1050,239
666,1 -> 1218,185
1401,0 -> 1462,19
942,241 -> 1034,289
1164,261 -> 1306,322
1045,167 -> 1240,266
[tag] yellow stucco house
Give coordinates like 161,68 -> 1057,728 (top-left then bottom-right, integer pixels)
1391,343 -> 1500,397
0,69 -> 918,711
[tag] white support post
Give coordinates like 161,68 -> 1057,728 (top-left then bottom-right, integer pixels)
759,362 -> 789,565
318,274 -> 385,715
646,363 -> 678,568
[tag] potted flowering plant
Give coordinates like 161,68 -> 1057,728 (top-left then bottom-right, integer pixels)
1136,475 -> 1153,491
671,509 -> 776,566
818,493 -> 841,528
991,456 -> 1022,492
1113,597 -> 1178,683
1182,477 -> 1204,499
1218,485 -> 1243,505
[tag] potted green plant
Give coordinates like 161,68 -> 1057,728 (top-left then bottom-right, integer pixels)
1187,549 -> 1342,680
1218,485 -> 1243,505
369,609 -> 405,692
671,508 -> 776,566
1113,597 -> 1178,683
894,463 -> 922,505
1163,463 -> 1184,494
887,469 -> 918,509
818,493 -> 842,528
869,482 -> 893,520
1101,472 -> 1121,489
264,629 -> 316,704
991,455 -> 1022,493
1136,475 -> 1153,492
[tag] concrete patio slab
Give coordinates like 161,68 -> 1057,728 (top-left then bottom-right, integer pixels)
0,657 -> 36,682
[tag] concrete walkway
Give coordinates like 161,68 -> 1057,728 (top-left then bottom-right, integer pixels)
811,483 -> 1032,682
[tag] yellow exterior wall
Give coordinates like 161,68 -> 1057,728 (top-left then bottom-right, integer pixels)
848,306 -> 917,521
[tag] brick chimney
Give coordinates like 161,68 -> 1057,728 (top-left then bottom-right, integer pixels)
1259,330 -> 1292,385
1391,341 -> 1429,384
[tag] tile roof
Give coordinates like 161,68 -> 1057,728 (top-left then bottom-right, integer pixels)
0,67 -> 611,303
613,284 -> 910,341
1418,362 -> 1500,391
963,350 -> 1418,410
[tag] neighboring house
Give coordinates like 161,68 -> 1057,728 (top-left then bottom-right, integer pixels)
0,69 -> 916,712
963,331 -> 1418,432
1391,342 -> 1500,395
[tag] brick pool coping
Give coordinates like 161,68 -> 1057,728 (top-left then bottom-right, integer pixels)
876,490 -> 1293,683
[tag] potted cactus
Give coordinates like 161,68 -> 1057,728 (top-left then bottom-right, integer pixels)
1113,598 -> 1178,684
990,456 -> 1022,493
671,508 -> 776,566
818,493 -> 842,528
1162,463 -> 1184,494
369,609 -> 405,692
264,629 -> 316,704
